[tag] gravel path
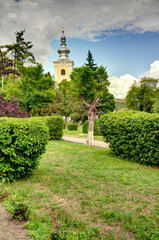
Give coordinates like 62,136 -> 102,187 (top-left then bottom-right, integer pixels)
0,205 -> 29,240
63,136 -> 109,149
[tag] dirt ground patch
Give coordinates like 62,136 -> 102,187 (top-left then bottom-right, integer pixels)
0,205 -> 29,240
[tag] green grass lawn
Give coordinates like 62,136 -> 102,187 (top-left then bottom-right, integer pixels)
0,140 -> 159,240
64,125 -> 104,141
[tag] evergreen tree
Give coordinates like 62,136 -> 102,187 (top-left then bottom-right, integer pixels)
0,30 -> 35,68
85,50 -> 97,70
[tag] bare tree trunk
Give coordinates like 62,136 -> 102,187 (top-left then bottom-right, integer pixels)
80,94 -> 99,147
86,105 -> 96,146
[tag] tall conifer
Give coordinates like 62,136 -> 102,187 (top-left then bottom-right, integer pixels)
85,50 -> 97,71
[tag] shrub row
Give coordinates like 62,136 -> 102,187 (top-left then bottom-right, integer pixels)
83,119 -> 101,135
0,117 -> 49,182
99,111 -> 159,165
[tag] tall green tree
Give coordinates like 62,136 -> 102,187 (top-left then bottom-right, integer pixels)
126,77 -> 159,112
0,30 -> 35,69
85,50 -> 97,70
70,65 -> 114,146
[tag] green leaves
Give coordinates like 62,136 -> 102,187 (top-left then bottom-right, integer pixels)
70,65 -> 110,104
126,77 -> 159,112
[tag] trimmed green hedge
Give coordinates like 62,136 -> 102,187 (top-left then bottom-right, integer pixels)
0,118 -> 49,182
32,116 -> 64,140
68,122 -> 78,131
99,111 -> 159,165
83,119 -> 101,135
45,116 -> 64,140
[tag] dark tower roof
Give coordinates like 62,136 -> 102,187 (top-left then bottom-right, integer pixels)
57,30 -> 70,58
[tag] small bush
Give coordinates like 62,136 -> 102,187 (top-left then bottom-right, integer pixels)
10,201 -> 30,221
45,116 -> 64,140
99,111 -> 159,165
68,122 -> 78,131
32,116 -> 64,140
0,118 -> 49,182
82,119 -> 101,135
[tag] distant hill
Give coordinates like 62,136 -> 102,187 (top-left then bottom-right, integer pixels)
115,99 -> 126,110
115,98 -> 125,103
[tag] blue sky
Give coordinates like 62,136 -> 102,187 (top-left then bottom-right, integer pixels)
0,0 -> 159,98
46,31 -> 159,78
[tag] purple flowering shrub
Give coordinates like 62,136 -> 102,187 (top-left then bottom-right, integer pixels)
0,94 -> 29,118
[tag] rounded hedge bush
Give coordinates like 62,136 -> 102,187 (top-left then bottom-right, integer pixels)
99,111 -> 159,166
31,116 -> 64,140
45,116 -> 64,140
0,118 -> 49,182
68,122 -> 78,131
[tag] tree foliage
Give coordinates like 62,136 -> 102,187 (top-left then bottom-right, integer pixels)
151,89 -> 159,113
71,65 -> 110,102
126,77 -> 159,112
70,65 -> 114,111
1,64 -> 55,114
58,79 -> 85,117
0,50 -> 20,79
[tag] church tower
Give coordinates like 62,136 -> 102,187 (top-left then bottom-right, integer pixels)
53,30 -> 74,83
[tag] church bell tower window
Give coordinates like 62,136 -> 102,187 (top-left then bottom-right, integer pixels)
61,69 -> 66,76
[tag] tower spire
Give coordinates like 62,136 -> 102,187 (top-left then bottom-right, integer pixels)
58,30 -> 70,58
60,29 -> 67,46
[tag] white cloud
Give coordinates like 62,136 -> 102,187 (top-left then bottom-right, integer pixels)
108,60 -> 159,99
145,61 -> 159,79
0,0 -> 159,65
108,74 -> 138,99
